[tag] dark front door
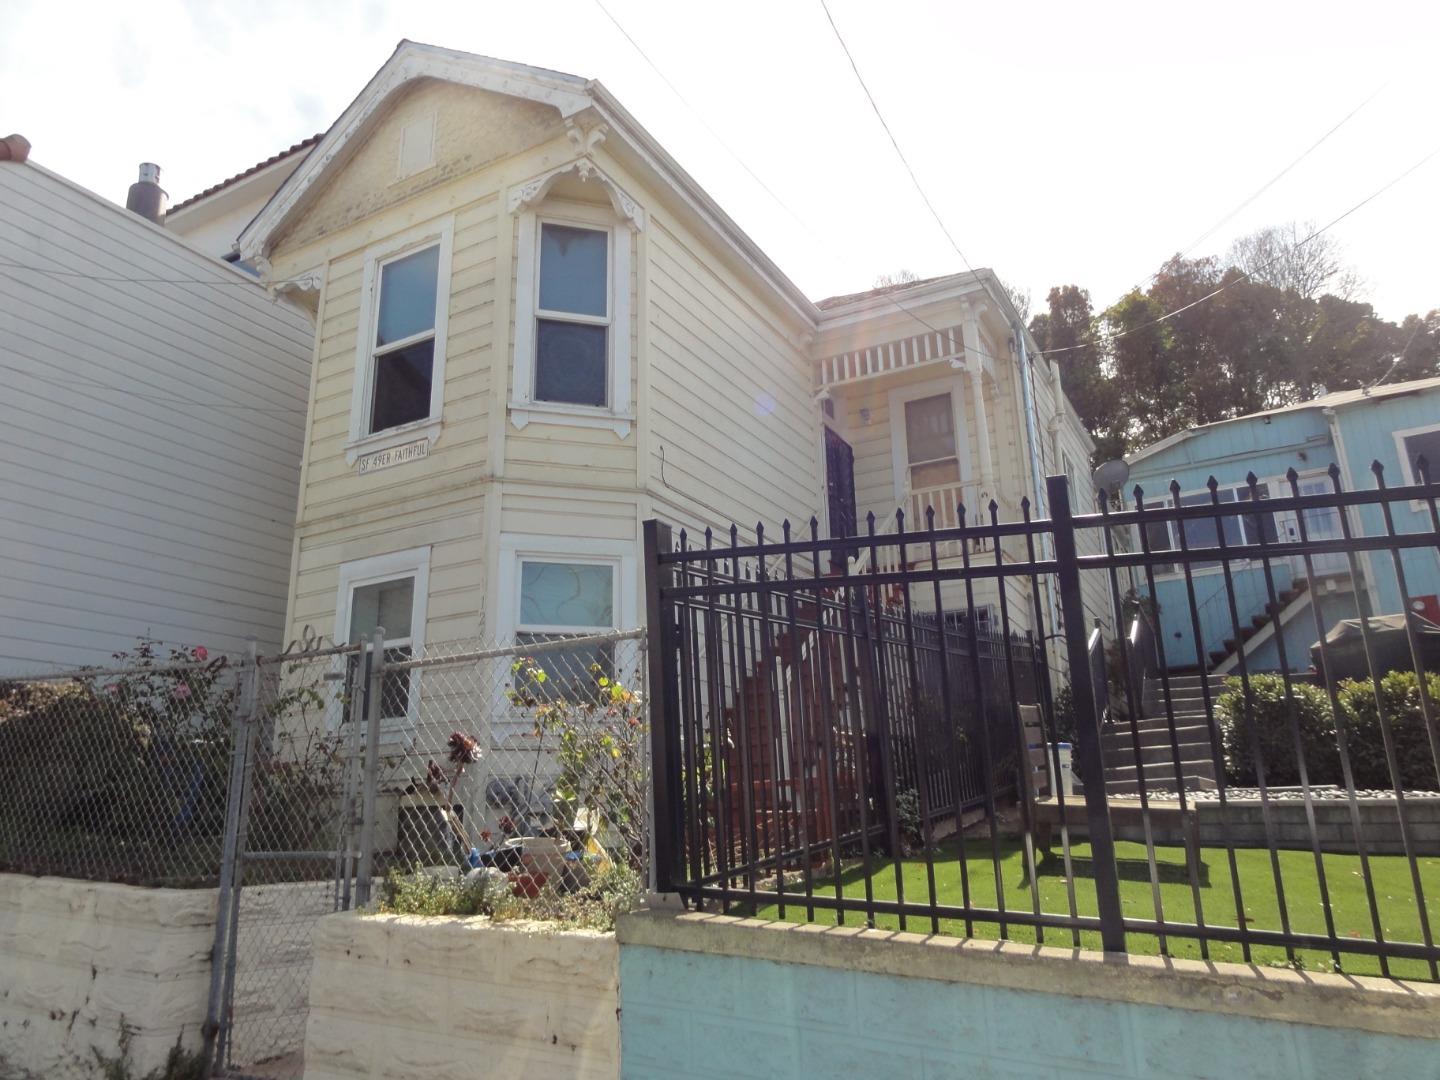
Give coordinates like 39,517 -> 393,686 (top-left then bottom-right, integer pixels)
824,427 -> 858,568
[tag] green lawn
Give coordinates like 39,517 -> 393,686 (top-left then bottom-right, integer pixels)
744,837 -> 1440,981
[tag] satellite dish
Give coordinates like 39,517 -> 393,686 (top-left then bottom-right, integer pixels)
1092,459 -> 1131,497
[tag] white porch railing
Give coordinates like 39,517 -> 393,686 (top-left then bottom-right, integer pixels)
849,480 -> 1004,577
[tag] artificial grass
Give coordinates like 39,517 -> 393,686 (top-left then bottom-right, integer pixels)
746,837 -> 1440,981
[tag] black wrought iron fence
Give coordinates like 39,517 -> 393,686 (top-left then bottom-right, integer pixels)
646,461 -> 1440,981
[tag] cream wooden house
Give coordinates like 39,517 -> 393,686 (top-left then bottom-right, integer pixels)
233,41 -> 1101,683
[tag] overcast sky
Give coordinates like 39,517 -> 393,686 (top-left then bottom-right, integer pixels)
4,0 -> 1437,320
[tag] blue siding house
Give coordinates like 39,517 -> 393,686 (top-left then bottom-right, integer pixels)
1126,376 -> 1440,674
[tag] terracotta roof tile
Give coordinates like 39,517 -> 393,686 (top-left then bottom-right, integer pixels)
169,134 -> 323,213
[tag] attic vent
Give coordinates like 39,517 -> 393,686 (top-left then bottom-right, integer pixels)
397,113 -> 436,181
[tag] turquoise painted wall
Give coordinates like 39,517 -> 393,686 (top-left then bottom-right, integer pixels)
1128,388 -> 1440,670
1334,390 -> 1440,618
619,944 -> 1440,1080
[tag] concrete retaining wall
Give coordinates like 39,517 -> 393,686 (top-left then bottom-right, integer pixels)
0,874 -> 217,1079
304,913 -> 619,1080
618,911 -> 1440,1080
1107,797 -> 1440,855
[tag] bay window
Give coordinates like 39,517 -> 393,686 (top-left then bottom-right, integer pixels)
535,223 -> 610,407
497,534 -> 638,709
509,198 -> 634,435
346,220 -> 454,463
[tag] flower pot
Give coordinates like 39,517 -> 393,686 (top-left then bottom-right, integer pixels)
508,870 -> 547,899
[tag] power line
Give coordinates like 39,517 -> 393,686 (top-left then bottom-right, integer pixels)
818,0 -> 981,278
593,0 -> 1020,370
591,0 -> 821,246
1174,82 -> 1388,262
1039,143 -> 1440,356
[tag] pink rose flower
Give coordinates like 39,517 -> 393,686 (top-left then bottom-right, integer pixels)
172,685 -> 192,700
194,646 -> 209,661
103,683 -> 118,696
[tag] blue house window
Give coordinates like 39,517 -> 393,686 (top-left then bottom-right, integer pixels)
1143,482 -> 1278,573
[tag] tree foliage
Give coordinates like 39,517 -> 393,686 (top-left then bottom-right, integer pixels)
1031,224 -> 1438,464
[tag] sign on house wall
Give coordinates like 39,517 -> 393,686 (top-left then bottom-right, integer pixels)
356,439 -> 429,475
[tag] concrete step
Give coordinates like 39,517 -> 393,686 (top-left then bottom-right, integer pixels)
1104,755 -> 1217,781
1102,723 -> 1212,751
1101,739 -> 1216,767
1112,714 -> 1213,734
1154,674 -> 1230,692
1102,761 -> 1219,797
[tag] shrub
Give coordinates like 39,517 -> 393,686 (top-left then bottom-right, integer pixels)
1216,675 -> 1339,787
0,641 -> 235,885
380,861 -> 645,932
1336,670 -> 1440,791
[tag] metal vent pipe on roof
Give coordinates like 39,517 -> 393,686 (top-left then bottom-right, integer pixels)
126,162 -> 167,223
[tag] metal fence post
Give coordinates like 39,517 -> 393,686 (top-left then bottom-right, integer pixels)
644,519 -> 682,894
354,628 -> 385,908
1047,474 -> 1127,953
202,642 -> 258,1077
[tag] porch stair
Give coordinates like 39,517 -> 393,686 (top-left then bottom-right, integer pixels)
1100,672 -> 1226,797
1206,577 -> 1311,672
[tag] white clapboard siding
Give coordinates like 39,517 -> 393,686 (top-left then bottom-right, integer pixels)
0,161 -> 312,673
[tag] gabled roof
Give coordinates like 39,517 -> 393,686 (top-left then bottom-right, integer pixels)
238,40 -> 819,325
169,135 -> 322,214
1128,375 -> 1440,467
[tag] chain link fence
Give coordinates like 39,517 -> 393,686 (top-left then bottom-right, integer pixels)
372,629 -> 649,894
0,629 -> 649,1079
0,641 -> 242,888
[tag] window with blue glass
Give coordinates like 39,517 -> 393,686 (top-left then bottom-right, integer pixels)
534,223 -> 610,408
369,244 -> 440,434
515,558 -> 616,700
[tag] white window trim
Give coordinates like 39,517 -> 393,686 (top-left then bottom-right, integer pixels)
331,546 -> 431,737
511,203 -> 634,438
345,218 -> 455,465
496,533 -> 638,637
886,375 -> 973,501
493,534 -> 638,735
1393,421 -> 1440,508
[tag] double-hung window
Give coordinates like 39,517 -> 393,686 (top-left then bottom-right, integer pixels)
515,558 -> 617,702
534,223 -> 610,408
334,548 -> 430,727
887,379 -> 969,499
368,244 -> 440,434
498,535 -> 638,709
903,394 -> 961,490
347,221 -> 453,462
509,194 -> 635,435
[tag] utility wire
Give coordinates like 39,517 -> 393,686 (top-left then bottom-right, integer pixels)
1038,143 -> 1440,356
818,0 -> 981,278
591,0 -> 820,245
594,0 -> 1022,372
1175,82 -> 1388,262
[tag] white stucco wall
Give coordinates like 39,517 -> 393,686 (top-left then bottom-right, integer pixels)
305,912 -> 620,1080
0,874 -> 217,1078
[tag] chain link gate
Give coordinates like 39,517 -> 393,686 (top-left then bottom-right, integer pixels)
203,627 -> 650,1078
204,640 -> 369,1079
